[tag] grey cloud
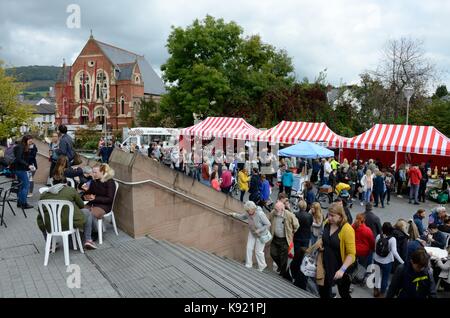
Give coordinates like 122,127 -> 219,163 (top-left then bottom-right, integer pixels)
0,0 -> 449,90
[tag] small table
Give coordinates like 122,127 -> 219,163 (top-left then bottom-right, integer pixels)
38,187 -> 49,194
425,247 -> 448,260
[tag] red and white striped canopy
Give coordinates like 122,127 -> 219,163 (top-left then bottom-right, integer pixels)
254,121 -> 345,148
180,117 -> 261,140
342,124 -> 450,156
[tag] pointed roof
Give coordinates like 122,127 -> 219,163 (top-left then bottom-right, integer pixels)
180,117 -> 262,140
343,124 -> 450,156
255,121 -> 347,148
95,40 -> 166,95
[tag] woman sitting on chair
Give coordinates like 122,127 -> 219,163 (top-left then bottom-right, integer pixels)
81,163 -> 116,250
53,155 -> 84,185
38,176 -> 86,239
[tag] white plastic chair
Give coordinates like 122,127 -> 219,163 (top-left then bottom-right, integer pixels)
37,199 -> 84,266
50,178 -> 75,188
66,178 -> 76,188
98,181 -> 119,244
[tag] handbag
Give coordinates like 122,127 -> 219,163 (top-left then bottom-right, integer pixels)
259,231 -> 272,244
347,260 -> 367,284
72,152 -> 83,166
300,251 -> 318,277
89,206 -> 106,219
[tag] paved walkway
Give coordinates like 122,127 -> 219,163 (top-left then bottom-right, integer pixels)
0,177 -> 312,298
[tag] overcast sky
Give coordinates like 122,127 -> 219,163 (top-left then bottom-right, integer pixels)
1,0 -> 449,91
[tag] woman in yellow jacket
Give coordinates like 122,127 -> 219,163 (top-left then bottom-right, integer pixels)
319,202 -> 356,299
238,168 -> 250,202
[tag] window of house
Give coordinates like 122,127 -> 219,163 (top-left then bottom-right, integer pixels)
80,107 -> 89,124
78,72 -> 90,99
96,71 -> 108,100
120,96 -> 125,115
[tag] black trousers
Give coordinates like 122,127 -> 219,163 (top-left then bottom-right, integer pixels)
291,240 -> 309,287
270,237 -> 289,279
278,184 -> 284,195
319,273 -> 352,299
284,186 -> 292,199
419,183 -> 427,202
240,190 -> 246,202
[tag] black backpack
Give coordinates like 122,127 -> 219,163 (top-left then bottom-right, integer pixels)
4,145 -> 16,166
376,235 -> 390,257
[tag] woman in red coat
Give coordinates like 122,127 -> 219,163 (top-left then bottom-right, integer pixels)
352,213 -> 375,268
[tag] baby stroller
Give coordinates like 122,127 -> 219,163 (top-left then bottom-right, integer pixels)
338,189 -> 353,209
230,176 -> 240,197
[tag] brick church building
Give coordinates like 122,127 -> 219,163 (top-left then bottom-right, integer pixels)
55,34 -> 165,130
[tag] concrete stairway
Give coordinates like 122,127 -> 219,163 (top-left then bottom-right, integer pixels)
149,237 -> 315,298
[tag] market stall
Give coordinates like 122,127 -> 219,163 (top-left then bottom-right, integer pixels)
254,120 -> 347,149
341,124 -> 450,169
278,141 -> 335,193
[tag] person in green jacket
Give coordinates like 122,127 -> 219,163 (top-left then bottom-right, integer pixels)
37,177 -> 86,236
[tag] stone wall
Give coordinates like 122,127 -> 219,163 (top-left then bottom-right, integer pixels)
109,150 -> 249,261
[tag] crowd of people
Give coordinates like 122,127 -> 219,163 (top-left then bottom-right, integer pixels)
232,193 -> 449,298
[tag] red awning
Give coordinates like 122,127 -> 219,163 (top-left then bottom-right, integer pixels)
342,124 -> 450,156
254,121 -> 346,148
180,117 -> 261,140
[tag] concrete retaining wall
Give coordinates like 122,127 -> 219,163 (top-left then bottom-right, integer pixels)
33,139 -> 252,263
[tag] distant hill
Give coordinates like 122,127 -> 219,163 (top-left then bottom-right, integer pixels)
6,65 -> 60,98
6,65 -> 60,82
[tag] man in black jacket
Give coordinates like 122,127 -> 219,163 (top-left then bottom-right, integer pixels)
387,249 -> 436,298
427,224 -> 447,249
363,203 -> 382,239
55,125 -> 75,163
291,200 -> 313,288
249,168 -> 261,203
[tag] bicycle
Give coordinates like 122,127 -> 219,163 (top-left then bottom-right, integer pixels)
316,186 -> 333,209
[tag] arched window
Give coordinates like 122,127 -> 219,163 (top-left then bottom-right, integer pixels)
94,107 -> 106,125
120,96 -> 125,115
96,71 -> 108,100
78,72 -> 91,100
75,106 -> 90,124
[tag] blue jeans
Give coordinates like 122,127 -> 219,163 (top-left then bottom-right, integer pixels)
81,208 -> 97,241
364,189 -> 372,204
200,178 -> 211,187
15,170 -> 30,205
409,184 -> 420,203
375,261 -> 393,294
322,177 -> 329,186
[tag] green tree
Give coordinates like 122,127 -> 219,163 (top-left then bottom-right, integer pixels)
160,15 -> 294,127
0,62 -> 34,140
410,99 -> 450,136
136,97 -> 164,127
433,85 -> 448,99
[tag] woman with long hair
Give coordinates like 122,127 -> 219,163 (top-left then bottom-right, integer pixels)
360,169 -> 373,206
81,163 -> 116,249
310,202 -> 324,245
319,202 -> 356,299
53,155 -> 84,183
12,135 -> 34,209
373,222 -> 405,298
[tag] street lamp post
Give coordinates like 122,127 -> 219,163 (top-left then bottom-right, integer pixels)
101,86 -> 108,141
403,86 -> 414,125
